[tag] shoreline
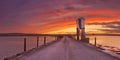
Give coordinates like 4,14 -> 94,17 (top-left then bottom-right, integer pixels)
97,44 -> 120,55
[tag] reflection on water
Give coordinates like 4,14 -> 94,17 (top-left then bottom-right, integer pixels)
89,36 -> 120,48
0,36 -> 120,60
0,36 -> 56,60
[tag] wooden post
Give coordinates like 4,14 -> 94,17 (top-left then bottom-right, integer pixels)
24,38 -> 27,52
95,37 -> 97,46
37,36 -> 39,48
77,28 -> 79,40
44,36 -> 46,46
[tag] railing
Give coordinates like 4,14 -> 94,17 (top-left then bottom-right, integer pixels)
3,35 -> 60,60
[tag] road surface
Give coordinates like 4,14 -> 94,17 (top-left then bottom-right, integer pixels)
14,36 -> 119,60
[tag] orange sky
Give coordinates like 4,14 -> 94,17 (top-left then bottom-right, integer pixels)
0,0 -> 120,34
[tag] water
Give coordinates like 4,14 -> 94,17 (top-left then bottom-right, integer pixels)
0,36 -> 120,60
0,36 -> 56,60
89,36 -> 120,48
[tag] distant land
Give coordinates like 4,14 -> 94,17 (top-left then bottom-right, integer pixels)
0,33 -> 120,36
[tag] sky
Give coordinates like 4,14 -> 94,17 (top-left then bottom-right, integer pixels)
0,0 -> 120,34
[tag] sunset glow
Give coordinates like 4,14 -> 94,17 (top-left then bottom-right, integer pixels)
0,0 -> 120,34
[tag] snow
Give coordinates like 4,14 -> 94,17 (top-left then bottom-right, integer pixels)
102,50 -> 120,59
14,36 -> 120,60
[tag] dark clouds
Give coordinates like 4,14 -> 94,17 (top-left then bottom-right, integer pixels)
87,21 -> 120,33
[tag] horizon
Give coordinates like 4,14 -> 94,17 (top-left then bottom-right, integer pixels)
0,33 -> 120,36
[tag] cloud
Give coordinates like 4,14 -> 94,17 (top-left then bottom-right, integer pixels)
0,0 -> 120,33
55,4 -> 92,11
87,21 -> 120,33
99,29 -> 120,33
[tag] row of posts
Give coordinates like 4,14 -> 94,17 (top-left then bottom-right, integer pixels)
23,36 -> 47,52
23,36 -> 60,52
23,36 -> 97,52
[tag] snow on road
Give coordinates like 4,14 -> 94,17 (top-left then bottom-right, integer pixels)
14,36 -> 119,60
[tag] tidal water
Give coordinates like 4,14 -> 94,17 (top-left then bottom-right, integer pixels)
89,36 -> 120,48
0,36 -> 56,60
0,36 -> 120,60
